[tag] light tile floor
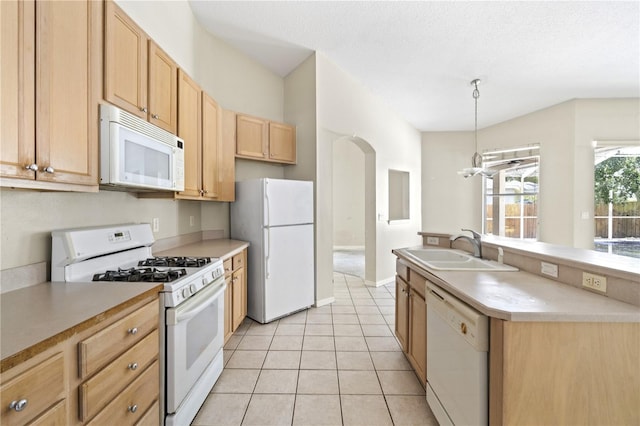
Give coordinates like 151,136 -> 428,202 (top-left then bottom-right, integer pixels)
192,272 -> 438,426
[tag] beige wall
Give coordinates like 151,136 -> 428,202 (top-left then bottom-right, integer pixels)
421,131 -> 481,234
333,140 -> 365,247
316,53 -> 423,291
0,0 -> 286,272
422,98 -> 640,249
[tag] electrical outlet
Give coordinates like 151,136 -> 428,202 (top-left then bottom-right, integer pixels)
189,215 -> 195,227
426,236 -> 440,246
582,272 -> 607,293
152,218 -> 160,233
541,262 -> 558,278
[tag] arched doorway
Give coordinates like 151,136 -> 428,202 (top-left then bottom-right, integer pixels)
332,136 -> 376,284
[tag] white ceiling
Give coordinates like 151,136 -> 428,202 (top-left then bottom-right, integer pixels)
189,1 -> 640,131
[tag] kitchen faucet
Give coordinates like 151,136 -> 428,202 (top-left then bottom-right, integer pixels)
450,228 -> 483,258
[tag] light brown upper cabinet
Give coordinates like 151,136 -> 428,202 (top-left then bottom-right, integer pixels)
140,72 -> 235,202
176,70 -> 203,199
104,0 -> 177,134
218,109 -> 237,202
0,0 -> 100,191
201,93 -> 221,200
236,114 -> 296,164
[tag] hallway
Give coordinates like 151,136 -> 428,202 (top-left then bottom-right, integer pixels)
192,272 -> 437,425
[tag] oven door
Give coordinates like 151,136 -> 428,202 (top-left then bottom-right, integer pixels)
165,278 -> 225,413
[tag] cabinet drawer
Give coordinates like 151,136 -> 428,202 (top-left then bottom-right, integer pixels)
223,258 -> 232,276
79,329 -> 159,421
232,252 -> 244,269
79,300 -> 158,378
87,360 -> 159,425
27,399 -> 66,426
0,353 -> 65,426
134,400 -> 159,426
396,261 -> 409,282
408,270 -> 426,299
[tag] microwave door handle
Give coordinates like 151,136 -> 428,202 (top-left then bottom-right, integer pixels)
167,281 -> 226,325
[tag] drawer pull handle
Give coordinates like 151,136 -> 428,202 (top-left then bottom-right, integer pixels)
128,362 -> 138,371
127,327 -> 138,335
128,404 -> 138,413
9,399 -> 28,412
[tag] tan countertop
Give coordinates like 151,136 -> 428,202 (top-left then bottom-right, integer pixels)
1,238 -> 248,372
154,238 -> 249,259
1,282 -> 162,371
394,247 -> 640,323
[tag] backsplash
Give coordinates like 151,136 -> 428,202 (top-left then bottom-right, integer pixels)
0,188 -> 227,271
420,232 -> 640,307
0,228 -> 226,294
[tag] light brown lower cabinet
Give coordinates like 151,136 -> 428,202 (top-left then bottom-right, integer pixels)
394,276 -> 409,352
394,260 -> 426,385
0,352 -> 65,426
224,249 -> 248,342
490,319 -> 640,425
394,257 -> 640,425
0,294 -> 160,426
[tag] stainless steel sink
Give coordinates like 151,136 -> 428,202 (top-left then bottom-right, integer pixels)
403,249 -> 518,271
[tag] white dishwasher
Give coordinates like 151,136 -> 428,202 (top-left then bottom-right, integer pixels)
426,281 -> 489,426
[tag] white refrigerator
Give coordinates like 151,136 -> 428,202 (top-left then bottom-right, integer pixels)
230,178 -> 315,323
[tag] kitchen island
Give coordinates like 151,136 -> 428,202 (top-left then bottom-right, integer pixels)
393,243 -> 640,426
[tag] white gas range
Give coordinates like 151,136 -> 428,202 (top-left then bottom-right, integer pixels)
51,223 -> 226,426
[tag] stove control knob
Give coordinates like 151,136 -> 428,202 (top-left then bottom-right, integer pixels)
190,284 -> 197,293
182,288 -> 190,298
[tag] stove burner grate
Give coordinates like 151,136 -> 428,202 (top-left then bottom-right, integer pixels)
137,256 -> 211,268
92,267 -> 188,283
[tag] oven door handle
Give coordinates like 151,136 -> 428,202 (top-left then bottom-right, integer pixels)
166,280 -> 226,325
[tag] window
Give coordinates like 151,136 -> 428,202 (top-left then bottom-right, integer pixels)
593,142 -> 640,258
482,146 -> 539,239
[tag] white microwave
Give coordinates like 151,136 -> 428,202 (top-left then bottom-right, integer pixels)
99,104 -> 185,191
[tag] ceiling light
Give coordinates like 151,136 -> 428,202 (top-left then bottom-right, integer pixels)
458,79 -> 491,178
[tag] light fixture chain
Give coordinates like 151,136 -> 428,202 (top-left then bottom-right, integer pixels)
472,79 -> 481,168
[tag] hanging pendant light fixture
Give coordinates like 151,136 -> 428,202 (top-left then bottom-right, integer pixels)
458,78 -> 487,178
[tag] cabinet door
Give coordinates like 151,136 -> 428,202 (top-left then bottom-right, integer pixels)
148,41 -> 177,133
104,0 -> 147,119
0,0 -> 35,180
176,70 -> 202,199
35,0 -> 100,186
269,122 -> 296,163
395,276 -> 409,352
224,275 -> 233,342
201,93 -> 220,199
218,109 -> 236,202
232,268 -> 245,330
409,290 -> 426,384
236,114 -> 268,159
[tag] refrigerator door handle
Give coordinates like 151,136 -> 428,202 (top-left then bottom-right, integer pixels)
265,227 -> 270,279
264,179 -> 270,227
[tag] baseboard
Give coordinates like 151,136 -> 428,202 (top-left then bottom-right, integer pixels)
315,296 -> 336,307
333,245 -> 365,251
365,276 -> 395,287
